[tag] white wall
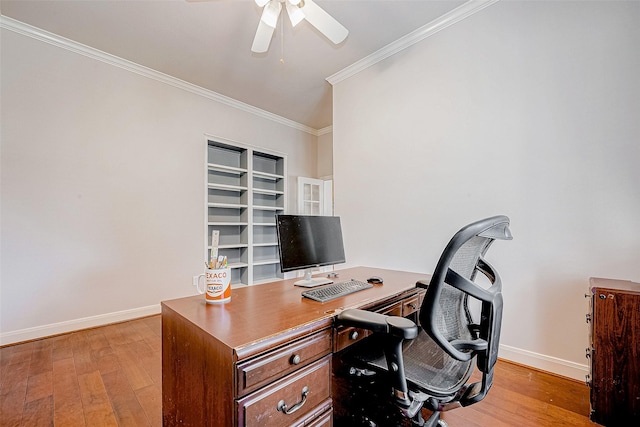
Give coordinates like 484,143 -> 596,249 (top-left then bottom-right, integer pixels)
1,28 -> 317,344
333,0 -> 640,380
317,131 -> 333,179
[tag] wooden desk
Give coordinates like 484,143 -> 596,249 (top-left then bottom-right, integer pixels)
161,267 -> 428,426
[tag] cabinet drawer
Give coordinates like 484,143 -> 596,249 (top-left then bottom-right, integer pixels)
402,295 -> 421,317
297,405 -> 332,427
334,326 -> 370,353
237,329 -> 332,396
334,300 -> 407,352
237,356 -> 331,427
378,300 -> 403,317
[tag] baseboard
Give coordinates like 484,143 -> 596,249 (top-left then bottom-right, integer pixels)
499,343 -> 589,382
0,304 -> 161,346
0,307 -> 591,383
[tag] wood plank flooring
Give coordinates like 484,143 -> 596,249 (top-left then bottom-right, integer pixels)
1,316 -> 161,427
0,315 -> 599,426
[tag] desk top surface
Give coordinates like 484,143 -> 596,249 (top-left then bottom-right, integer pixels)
162,266 -> 429,358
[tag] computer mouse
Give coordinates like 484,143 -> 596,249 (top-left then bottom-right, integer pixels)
367,276 -> 383,284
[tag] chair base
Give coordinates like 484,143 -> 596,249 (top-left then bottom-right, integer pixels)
333,358 -> 447,427
412,410 -> 448,427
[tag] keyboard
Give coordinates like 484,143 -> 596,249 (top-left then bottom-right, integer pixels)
301,280 -> 373,302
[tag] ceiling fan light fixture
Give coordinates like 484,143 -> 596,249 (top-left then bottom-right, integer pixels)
251,0 -> 348,53
285,1 -> 305,27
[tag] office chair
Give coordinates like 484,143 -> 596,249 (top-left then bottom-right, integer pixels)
336,215 -> 512,426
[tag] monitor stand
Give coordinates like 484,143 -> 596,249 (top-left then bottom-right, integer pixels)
294,268 -> 333,287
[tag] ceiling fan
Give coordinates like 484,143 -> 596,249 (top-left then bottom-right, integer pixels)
251,0 -> 349,53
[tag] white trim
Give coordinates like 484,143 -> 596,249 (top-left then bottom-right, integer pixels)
0,15 -> 319,136
0,304 -> 161,346
0,301 -> 590,382
204,133 -> 288,160
317,125 -> 333,136
499,344 -> 589,382
327,0 -> 500,85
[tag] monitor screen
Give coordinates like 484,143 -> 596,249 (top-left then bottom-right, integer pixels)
276,215 -> 346,279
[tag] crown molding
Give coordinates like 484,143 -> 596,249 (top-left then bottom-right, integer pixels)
327,0 -> 500,85
317,125 -> 333,136
0,15 -> 320,136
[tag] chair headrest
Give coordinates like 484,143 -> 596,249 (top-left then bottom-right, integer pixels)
478,221 -> 512,241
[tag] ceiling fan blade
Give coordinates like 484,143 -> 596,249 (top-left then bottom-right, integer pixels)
251,17 -> 276,53
300,0 -> 348,44
251,1 -> 281,53
285,1 -> 305,27
260,0 -> 282,28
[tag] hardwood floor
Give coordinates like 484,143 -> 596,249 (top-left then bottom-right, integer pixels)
1,316 -> 161,426
0,315 -> 599,426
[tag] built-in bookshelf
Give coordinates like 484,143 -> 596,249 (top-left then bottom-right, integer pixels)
206,139 -> 286,286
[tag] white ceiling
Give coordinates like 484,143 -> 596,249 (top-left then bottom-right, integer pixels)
1,0 -> 467,130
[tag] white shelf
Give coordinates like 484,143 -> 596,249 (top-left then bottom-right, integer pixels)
253,188 -> 284,196
227,262 -> 249,269
253,205 -> 284,211
208,202 -> 248,209
253,170 -> 284,181
207,140 -> 286,286
253,259 -> 280,266
208,243 -> 249,249
208,183 -> 248,192
208,163 -> 247,175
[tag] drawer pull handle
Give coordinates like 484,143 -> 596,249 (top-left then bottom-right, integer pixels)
290,354 -> 301,365
277,386 -> 309,415
407,303 -> 417,310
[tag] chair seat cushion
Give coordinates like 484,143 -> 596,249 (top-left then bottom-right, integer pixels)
353,330 -> 475,398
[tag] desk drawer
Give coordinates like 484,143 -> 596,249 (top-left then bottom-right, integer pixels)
333,300 -> 405,352
334,326 -> 370,353
237,356 -> 331,427
378,300 -> 403,317
237,329 -> 332,396
402,295 -> 421,317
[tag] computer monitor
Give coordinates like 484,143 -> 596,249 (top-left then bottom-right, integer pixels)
276,214 -> 346,287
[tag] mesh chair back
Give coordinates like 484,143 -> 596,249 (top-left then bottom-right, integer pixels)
431,236 -> 492,343
419,216 -> 511,363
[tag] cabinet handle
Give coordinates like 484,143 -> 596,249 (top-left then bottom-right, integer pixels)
290,354 -> 301,365
407,303 -> 417,310
349,331 -> 359,340
277,386 -> 309,415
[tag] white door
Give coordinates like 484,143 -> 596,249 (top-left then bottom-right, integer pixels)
298,177 -> 332,215
297,177 -> 334,275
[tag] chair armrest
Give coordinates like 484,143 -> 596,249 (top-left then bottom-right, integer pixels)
337,308 -> 420,413
337,309 -> 419,340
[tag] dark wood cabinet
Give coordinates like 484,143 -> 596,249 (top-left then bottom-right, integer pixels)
587,277 -> 640,426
